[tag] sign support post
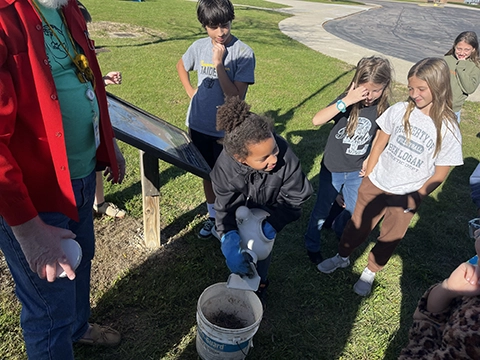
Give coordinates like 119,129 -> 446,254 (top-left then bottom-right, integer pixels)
140,150 -> 160,247
107,93 -> 211,249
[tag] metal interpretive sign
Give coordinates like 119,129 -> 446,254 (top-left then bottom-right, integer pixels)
107,93 -> 211,180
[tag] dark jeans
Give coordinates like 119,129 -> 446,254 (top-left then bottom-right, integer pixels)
188,128 -> 223,168
304,164 -> 362,252
0,171 -> 96,360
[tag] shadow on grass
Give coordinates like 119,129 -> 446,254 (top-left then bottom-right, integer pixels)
103,179 -> 141,211
102,162 -> 191,217
71,71 -> 477,359
94,6 -> 289,51
75,203 -> 229,359
265,68 -> 354,177
94,28 -> 203,50
72,158 -> 475,359
73,206 -> 375,359
251,218 -> 374,359
382,157 -> 478,359
82,67 -> 363,359
270,68 -> 354,132
282,156 -> 477,359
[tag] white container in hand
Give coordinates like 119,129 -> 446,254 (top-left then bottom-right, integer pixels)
56,239 -> 82,278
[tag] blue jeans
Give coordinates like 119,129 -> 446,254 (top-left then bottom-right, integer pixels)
0,171 -> 96,360
304,164 -> 362,253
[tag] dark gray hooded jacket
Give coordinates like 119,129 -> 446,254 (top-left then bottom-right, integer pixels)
211,134 -> 312,238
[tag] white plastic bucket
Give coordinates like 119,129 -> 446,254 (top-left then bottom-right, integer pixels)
196,282 -> 263,360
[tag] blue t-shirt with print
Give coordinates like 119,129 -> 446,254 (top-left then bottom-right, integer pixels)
182,36 -> 255,137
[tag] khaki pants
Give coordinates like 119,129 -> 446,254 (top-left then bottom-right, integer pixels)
338,177 -> 423,272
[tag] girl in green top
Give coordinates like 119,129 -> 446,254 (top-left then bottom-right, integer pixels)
444,31 -> 480,122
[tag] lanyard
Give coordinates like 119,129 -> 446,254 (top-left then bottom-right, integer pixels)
32,1 -> 96,88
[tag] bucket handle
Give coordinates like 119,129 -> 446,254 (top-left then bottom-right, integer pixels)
235,338 -> 252,356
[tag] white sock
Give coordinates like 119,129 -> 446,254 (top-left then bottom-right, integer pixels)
339,254 -> 349,261
360,267 -> 376,283
207,203 -> 216,219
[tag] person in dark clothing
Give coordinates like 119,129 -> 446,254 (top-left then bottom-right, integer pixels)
210,96 -> 312,304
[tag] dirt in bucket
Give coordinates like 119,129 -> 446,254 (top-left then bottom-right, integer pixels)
208,310 -> 247,329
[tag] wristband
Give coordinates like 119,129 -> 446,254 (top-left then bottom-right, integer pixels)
336,99 -> 347,113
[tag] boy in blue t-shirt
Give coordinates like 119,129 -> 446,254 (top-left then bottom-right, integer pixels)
176,0 -> 255,238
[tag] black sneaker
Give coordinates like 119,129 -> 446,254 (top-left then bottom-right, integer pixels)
307,251 -> 323,265
198,218 -> 215,239
255,280 -> 269,309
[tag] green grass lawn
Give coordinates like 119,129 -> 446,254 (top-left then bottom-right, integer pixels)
1,0 -> 480,359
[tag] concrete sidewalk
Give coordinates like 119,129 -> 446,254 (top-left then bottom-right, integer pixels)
262,0 -> 480,102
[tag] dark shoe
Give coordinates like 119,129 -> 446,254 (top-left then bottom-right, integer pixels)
255,280 -> 269,309
307,250 -> 323,265
198,218 -> 215,239
77,323 -> 121,347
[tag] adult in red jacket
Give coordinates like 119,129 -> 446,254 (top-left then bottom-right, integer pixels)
0,0 -> 125,357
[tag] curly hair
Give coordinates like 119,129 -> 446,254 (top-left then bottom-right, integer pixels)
216,96 -> 274,160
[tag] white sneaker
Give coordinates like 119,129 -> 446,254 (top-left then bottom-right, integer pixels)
317,254 -> 350,274
198,218 -> 215,239
353,268 -> 376,296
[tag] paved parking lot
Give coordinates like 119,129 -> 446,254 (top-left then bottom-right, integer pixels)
265,0 -> 480,100
325,0 -> 480,63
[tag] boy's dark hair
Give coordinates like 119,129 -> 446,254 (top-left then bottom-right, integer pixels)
216,96 -> 274,160
197,0 -> 235,28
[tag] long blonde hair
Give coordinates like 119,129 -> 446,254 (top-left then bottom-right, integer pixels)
402,58 -> 458,157
445,31 -> 479,66
345,56 -> 393,137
